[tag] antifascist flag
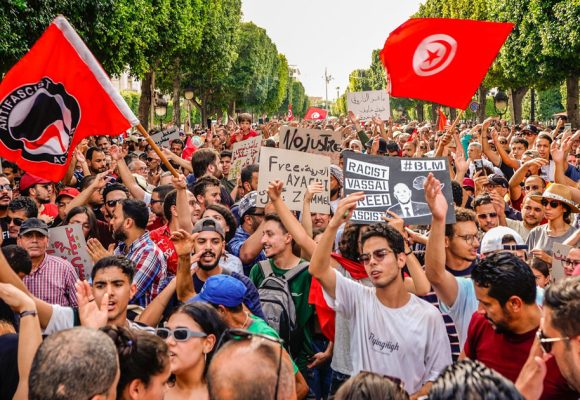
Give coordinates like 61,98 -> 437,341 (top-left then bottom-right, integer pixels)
381,18 -> 514,109
437,108 -> 447,131
304,107 -> 328,121
0,16 -> 139,181
287,103 -> 294,121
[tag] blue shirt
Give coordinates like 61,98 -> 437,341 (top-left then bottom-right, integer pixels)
228,225 -> 267,275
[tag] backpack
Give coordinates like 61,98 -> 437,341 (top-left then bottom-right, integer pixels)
257,260 -> 309,347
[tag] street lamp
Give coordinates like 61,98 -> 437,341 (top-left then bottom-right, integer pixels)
155,98 -> 168,129
494,89 -> 509,118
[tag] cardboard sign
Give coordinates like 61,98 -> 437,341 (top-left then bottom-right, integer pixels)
552,243 -> 573,283
47,224 -> 93,280
257,147 -> 330,214
149,127 -> 180,148
229,135 -> 262,180
279,126 -> 342,164
347,90 -> 391,121
342,153 -> 455,224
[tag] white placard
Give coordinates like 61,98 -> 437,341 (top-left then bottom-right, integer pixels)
229,135 -> 262,180
149,127 -> 181,148
47,224 -> 93,280
347,90 -> 391,121
279,126 -> 341,165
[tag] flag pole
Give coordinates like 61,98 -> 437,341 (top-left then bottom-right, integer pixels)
136,124 -> 179,178
446,109 -> 464,134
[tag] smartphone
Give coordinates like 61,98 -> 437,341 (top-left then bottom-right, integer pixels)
474,159 -> 486,175
258,118 -> 264,125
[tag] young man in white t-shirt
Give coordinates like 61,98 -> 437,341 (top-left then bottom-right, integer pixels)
309,193 -> 452,397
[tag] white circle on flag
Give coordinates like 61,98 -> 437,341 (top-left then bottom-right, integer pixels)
312,112 -> 320,119
412,34 -> 457,77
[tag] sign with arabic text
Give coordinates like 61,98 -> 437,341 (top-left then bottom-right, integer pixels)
347,90 -> 391,121
47,223 -> 93,280
229,135 -> 262,180
150,127 -> 180,148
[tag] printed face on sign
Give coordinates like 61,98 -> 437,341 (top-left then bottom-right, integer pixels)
412,34 -> 457,76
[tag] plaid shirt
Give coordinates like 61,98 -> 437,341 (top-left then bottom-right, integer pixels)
23,254 -> 79,307
115,231 -> 167,307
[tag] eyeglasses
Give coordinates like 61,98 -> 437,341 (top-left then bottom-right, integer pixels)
359,248 -> 394,265
149,199 -> 163,205
454,233 -> 480,245
106,199 -> 123,208
541,199 -> 561,208
524,185 -> 541,192
155,327 -> 208,342
216,329 -> 284,399
0,184 -> 12,191
4,217 -> 25,226
575,154 -> 580,159
537,329 -> 569,354
477,212 -> 498,220
562,258 -> 580,268
146,157 -> 159,162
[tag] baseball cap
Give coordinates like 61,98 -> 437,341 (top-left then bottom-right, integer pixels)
56,187 -> 80,202
522,124 -> 539,134
480,227 -> 527,255
19,218 -> 49,237
238,191 -> 258,218
19,173 -> 51,191
192,217 -> 225,238
462,178 -> 475,190
189,275 -> 247,307
487,174 -> 509,189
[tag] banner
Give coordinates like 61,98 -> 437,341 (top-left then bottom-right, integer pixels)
257,147 -> 330,214
0,16 -> 138,181
150,127 -> 180,148
279,126 -> 341,165
229,135 -> 262,180
346,90 -> 391,121
342,153 -> 455,224
47,223 -> 93,280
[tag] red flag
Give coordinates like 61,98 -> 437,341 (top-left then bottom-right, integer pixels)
0,16 -> 138,181
381,18 -> 514,109
287,103 -> 294,121
304,107 -> 328,121
437,108 -> 447,131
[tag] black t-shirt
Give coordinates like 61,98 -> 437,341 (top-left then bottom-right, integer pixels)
0,334 -> 19,399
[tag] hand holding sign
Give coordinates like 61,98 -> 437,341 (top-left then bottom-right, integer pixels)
267,180 -> 284,202
424,173 -> 448,221
329,192 -> 365,229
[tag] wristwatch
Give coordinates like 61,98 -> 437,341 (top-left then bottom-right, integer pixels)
19,310 -> 38,318
405,249 -> 413,256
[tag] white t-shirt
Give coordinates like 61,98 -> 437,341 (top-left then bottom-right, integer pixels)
323,270 -> 452,393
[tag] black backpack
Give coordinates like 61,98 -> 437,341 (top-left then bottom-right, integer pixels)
257,260 -> 309,347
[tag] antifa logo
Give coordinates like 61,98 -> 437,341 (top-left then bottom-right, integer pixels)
0,77 -> 80,164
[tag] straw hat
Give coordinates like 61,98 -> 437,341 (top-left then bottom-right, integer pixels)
530,183 -> 580,213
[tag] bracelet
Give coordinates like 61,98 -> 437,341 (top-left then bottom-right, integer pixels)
405,250 -> 413,256
19,310 -> 38,318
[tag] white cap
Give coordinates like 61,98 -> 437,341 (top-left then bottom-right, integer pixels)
480,226 -> 527,255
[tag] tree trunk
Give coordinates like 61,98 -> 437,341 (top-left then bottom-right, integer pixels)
478,85 -> 486,123
138,72 -> 153,130
172,72 -> 181,127
509,87 -> 528,125
530,88 -> 536,123
150,70 -> 156,129
566,75 -> 579,130
449,107 -> 457,121
415,101 -> 424,121
431,103 -> 438,124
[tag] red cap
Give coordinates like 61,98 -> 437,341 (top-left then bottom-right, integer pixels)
56,187 -> 80,202
19,173 -> 51,191
463,178 -> 475,190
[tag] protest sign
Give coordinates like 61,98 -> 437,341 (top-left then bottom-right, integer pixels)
347,90 -> 391,121
279,127 -> 341,164
552,243 -> 573,283
342,153 -> 455,224
257,147 -> 330,214
149,127 -> 180,148
229,135 -> 262,180
47,223 -> 93,280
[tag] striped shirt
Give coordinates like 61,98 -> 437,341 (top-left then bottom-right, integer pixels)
115,231 -> 167,307
23,254 -> 79,307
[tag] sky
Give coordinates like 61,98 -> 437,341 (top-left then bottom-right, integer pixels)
242,0 -> 424,100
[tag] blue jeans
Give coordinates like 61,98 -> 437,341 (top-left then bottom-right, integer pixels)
329,370 -> 350,398
303,337 -> 333,400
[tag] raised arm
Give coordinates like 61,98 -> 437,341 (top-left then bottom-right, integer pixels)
171,230 -> 198,302
309,192 -> 365,299
162,148 -> 193,173
508,158 -> 546,202
63,169 -> 110,216
424,173 -> 459,307
480,119 -> 501,166
551,138 -> 577,187
172,174 -> 194,233
110,145 -> 146,201
492,129 -> 519,169
301,182 -> 324,239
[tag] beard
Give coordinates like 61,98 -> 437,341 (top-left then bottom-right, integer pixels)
330,187 -> 341,197
112,226 -> 127,242
197,250 -> 221,271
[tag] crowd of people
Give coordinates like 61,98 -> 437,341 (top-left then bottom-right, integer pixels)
0,111 -> 579,400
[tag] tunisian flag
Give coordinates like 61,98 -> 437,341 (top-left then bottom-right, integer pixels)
381,18 -> 514,109
0,16 -> 139,181
437,108 -> 447,131
304,107 -> 328,121
287,103 -> 294,121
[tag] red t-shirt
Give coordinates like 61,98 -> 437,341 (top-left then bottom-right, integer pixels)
465,313 -> 578,400
149,224 -> 177,276
230,130 -> 258,146
40,203 -> 58,218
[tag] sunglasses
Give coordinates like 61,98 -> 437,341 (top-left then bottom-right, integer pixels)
216,329 -> 284,398
524,185 -> 541,192
0,184 -> 13,191
359,248 -> 394,265
155,327 -> 208,342
149,199 -> 163,205
537,329 -> 569,354
106,199 -> 123,208
575,154 -> 580,159
541,199 -> 561,208
562,258 -> 580,268
477,212 -> 498,220
146,157 -> 159,162
4,217 -> 25,226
